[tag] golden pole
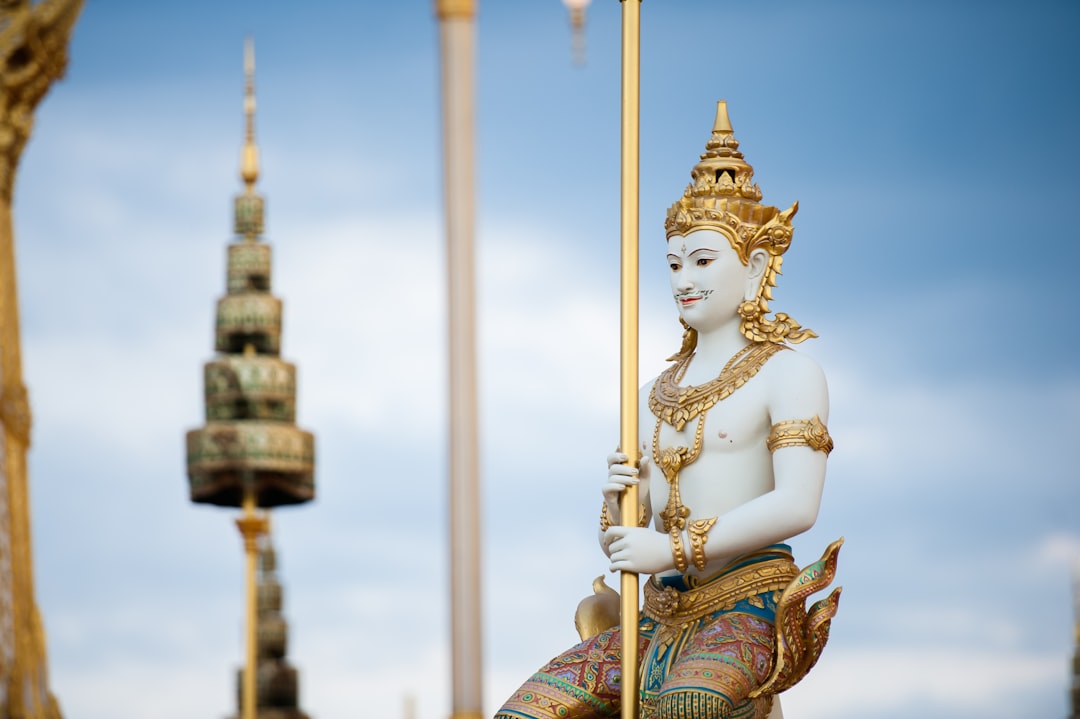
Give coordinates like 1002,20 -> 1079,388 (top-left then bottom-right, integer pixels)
618,2 -> 642,719
236,483 -> 267,719
435,2 -> 483,719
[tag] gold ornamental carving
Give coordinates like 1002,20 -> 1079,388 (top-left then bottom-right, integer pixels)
750,539 -> 844,698
0,0 -> 84,201
766,416 -> 835,456
0,383 -> 30,447
649,341 -> 786,431
642,556 -> 798,625
0,1 -> 84,717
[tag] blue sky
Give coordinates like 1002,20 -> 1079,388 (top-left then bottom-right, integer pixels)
10,1 -> 1080,718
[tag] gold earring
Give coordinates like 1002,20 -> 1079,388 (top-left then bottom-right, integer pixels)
738,300 -> 760,320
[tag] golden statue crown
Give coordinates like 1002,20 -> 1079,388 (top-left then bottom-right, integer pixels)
666,101 -> 815,345
665,100 -> 796,261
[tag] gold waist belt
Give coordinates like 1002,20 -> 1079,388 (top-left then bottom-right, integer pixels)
642,555 -> 798,626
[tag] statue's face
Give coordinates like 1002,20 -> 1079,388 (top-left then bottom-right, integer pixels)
667,228 -> 748,333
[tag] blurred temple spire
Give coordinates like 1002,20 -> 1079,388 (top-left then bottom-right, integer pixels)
185,38 -> 316,719
1070,566 -> 1080,719
228,530 -> 312,719
0,1 -> 84,717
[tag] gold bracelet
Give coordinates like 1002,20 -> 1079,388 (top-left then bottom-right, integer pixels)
669,529 -> 689,573
688,517 -> 718,571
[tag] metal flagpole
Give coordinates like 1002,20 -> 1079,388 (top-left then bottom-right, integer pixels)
435,2 -> 484,719
618,2 -> 642,719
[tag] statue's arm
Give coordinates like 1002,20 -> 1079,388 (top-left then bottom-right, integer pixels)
762,350 -> 830,533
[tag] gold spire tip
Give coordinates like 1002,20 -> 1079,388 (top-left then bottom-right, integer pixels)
240,37 -> 259,188
712,100 -> 734,135
563,0 -> 589,66
244,36 -> 254,75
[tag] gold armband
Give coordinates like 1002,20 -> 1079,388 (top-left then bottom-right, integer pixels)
600,502 -> 648,532
766,415 -> 834,456
669,529 -> 689,573
688,517 -> 718,571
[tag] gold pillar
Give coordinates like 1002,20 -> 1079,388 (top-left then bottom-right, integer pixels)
618,3 -> 642,719
435,2 -> 483,719
0,2 -> 83,717
235,488 -> 268,719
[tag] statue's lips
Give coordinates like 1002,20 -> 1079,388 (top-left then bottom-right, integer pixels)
678,296 -> 704,306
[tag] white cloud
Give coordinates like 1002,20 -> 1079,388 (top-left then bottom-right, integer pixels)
1038,533 -> 1080,572
58,660 -> 235,719
782,646 -> 1066,718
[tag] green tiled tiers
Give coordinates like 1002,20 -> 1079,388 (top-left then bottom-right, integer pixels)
186,183 -> 315,509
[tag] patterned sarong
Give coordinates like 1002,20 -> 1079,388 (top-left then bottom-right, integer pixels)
495,545 -> 798,719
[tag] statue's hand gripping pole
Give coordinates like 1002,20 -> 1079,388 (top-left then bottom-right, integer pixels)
618,2 -> 642,719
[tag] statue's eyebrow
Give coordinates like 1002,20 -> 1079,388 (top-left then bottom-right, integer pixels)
687,247 -> 719,257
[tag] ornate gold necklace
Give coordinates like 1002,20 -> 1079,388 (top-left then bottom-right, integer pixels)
649,341 -> 786,537
649,341 -> 786,432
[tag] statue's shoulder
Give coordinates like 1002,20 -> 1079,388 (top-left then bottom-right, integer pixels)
767,344 -> 824,374
763,345 -> 829,416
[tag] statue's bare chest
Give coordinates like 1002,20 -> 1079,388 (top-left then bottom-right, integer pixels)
647,343 -> 783,459
651,387 -> 770,460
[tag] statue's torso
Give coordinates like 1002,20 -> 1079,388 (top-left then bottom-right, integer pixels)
641,351 -> 782,576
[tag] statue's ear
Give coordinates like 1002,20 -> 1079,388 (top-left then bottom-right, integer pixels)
745,249 -> 768,300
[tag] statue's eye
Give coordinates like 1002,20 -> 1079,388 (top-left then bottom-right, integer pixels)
669,262 -> 681,271
696,257 -> 713,267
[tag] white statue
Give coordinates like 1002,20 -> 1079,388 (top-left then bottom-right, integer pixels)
496,102 -> 841,719
602,224 -> 829,576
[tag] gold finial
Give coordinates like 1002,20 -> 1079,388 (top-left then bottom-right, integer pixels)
435,0 -> 475,19
666,100 -> 767,249
234,38 -> 266,239
562,0 -> 591,66
240,37 -> 259,189
712,100 -> 734,134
